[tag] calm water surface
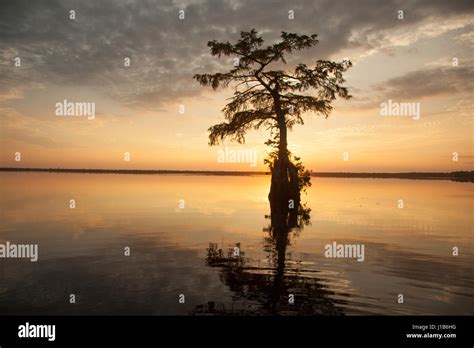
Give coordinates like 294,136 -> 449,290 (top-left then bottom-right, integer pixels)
0,172 -> 472,315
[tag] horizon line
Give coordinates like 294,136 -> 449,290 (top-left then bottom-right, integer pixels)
0,167 -> 472,181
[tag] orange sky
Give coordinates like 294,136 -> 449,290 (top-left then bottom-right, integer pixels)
0,1 -> 473,172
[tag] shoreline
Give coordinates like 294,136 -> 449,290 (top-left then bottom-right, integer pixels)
0,167 -> 472,182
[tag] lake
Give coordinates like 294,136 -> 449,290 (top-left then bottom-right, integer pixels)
0,172 -> 472,315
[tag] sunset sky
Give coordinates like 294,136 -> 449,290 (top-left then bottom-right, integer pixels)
0,0 -> 472,172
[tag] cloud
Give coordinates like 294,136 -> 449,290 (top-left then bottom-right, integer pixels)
343,61 -> 474,111
0,0 -> 473,109
0,107 -> 70,148
374,64 -> 474,100
454,29 -> 474,48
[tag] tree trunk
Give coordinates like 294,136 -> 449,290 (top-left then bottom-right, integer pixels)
268,98 -> 301,214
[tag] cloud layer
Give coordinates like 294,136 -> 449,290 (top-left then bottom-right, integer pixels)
1,0 -> 473,108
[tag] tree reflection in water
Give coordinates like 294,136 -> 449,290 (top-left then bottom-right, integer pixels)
193,198 -> 347,316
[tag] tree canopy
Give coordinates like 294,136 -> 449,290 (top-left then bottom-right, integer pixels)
194,29 -> 352,146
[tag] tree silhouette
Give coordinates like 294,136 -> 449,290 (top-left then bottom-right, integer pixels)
194,29 -> 351,209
